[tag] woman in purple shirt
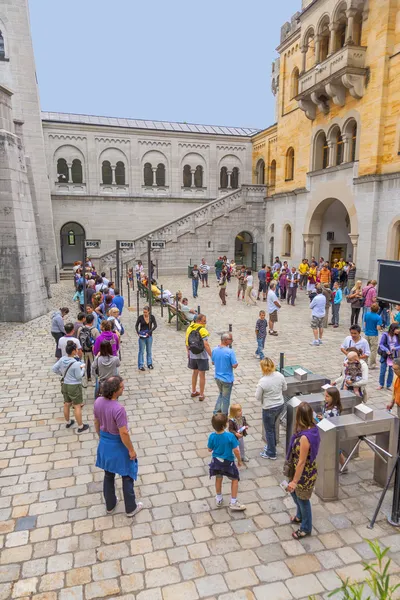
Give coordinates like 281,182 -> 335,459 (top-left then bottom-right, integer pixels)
94,376 -> 143,518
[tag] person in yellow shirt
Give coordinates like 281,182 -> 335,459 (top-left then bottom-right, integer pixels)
298,259 -> 309,290
307,262 -> 318,294
186,315 -> 211,401
319,262 -> 331,286
337,259 -> 346,271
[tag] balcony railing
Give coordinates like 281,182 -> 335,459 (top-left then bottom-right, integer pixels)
296,45 -> 367,120
54,182 -> 86,194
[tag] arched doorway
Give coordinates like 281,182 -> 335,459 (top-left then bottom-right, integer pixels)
235,231 -> 256,270
256,159 -> 265,184
304,198 -> 356,264
60,222 -> 85,267
387,219 -> 400,261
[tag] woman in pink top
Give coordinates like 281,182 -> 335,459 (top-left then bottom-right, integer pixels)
93,320 -> 119,357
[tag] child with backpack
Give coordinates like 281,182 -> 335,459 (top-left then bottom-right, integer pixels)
208,412 -> 246,511
77,313 -> 100,382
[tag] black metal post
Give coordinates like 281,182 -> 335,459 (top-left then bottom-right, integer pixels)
229,323 -> 232,348
389,432 -> 400,527
116,241 -> 120,296
198,305 -> 200,314
147,240 -> 152,320
127,273 -> 131,308
176,291 -> 179,331
109,268 -> 112,281
137,289 -> 140,315
160,285 -> 164,318
120,255 -> 124,295
82,239 -> 87,311
55,264 -> 58,283
156,259 -> 159,280
279,352 -> 285,373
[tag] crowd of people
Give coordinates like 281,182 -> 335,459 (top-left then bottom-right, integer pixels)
48,254 -> 400,537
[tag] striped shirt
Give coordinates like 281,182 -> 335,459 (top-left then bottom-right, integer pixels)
256,318 -> 267,338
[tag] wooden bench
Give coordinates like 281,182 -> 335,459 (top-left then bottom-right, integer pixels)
167,304 -> 190,330
137,281 -> 155,305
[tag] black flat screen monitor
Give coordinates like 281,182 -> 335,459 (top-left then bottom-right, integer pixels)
377,260 -> 400,304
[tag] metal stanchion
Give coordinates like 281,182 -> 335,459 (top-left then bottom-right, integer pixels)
176,292 -> 179,331
198,305 -> 200,314
279,352 -> 285,373
229,324 -> 232,348
109,268 -> 112,281
127,274 -> 131,308
136,289 -> 140,315
160,285 -> 164,318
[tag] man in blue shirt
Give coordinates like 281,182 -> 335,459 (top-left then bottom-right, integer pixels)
331,281 -> 342,328
363,303 -> 382,369
113,289 -> 124,315
212,332 -> 238,415
257,264 -> 267,301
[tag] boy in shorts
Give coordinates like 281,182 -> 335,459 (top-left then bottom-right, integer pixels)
207,413 -> 246,511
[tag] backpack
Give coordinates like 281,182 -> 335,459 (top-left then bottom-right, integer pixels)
188,326 -> 205,355
79,326 -> 95,353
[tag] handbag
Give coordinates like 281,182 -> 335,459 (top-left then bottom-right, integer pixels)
60,361 -> 74,392
283,446 -> 295,480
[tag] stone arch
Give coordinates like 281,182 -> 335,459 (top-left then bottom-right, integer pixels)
290,67 -> 300,98
181,152 -> 207,188
386,216 -> 400,260
60,221 -> 86,267
304,196 -> 357,236
313,130 -> 329,171
317,13 -> 330,62
98,146 -> 129,166
54,145 -> 86,183
256,158 -> 265,184
141,150 -> 169,187
282,223 -> 293,257
0,17 -> 9,59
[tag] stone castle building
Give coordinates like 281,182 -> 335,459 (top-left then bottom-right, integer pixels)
1,0 -> 400,320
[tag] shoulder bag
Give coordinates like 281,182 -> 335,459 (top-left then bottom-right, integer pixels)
60,361 -> 75,392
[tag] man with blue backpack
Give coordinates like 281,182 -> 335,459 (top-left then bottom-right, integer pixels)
78,313 -> 100,383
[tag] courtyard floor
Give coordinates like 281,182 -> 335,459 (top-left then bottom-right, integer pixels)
0,275 -> 400,600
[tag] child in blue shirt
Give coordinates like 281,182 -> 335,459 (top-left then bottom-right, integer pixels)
208,413 -> 246,512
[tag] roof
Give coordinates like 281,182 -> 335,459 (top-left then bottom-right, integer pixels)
41,111 -> 260,137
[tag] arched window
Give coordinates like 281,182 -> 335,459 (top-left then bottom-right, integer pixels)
336,132 -> 344,166
68,230 -> 75,246
156,163 -> 165,186
194,165 -> 203,188
333,5 -> 347,52
285,148 -> 295,181
283,224 -> 292,256
57,158 -> 69,182
0,31 -> 5,59
115,161 -> 125,185
256,159 -> 265,184
269,160 -> 276,187
220,166 -> 228,189
71,159 -> 83,184
231,167 -> 239,189
144,162 -> 153,186
291,67 -> 299,98
314,132 -> 329,170
183,164 -> 192,188
350,123 -> 357,162
102,160 -> 112,185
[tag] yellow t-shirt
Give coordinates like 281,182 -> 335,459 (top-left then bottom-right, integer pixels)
308,266 -> 317,282
337,261 -> 345,270
151,285 -> 161,296
298,263 -> 308,274
185,322 -> 209,347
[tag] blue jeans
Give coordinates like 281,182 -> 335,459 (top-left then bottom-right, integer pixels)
380,360 -> 393,388
262,405 -> 283,458
291,492 -> 312,534
138,336 -> 153,368
214,379 -> 233,415
256,336 -> 266,359
380,308 -> 390,328
192,278 -> 199,297
104,471 -> 137,514
216,269 -> 222,281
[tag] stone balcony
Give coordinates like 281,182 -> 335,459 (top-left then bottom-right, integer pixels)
54,182 -> 86,194
296,45 -> 367,120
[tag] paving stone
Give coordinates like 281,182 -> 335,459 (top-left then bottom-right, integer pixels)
195,574 -> 228,596
255,561 -> 292,583
92,560 -> 121,581
253,582 -> 292,600
59,587 -> 83,600
188,542 -> 210,559
39,572 -> 65,592
285,554 -> 322,576
225,568 -> 259,590
335,563 -> 368,583
0,564 -> 20,583
145,566 -> 180,588
0,584 -> 12,600
1,544 -> 32,564
144,551 -> 169,570
97,542 -> 130,561
286,574 -> 324,598
130,538 -> 153,555
47,553 -> 73,573
15,516 -> 37,531
85,580 -> 120,599
179,560 -> 206,580
5,530 -> 29,548
12,577 -> 38,598
162,580 -> 199,600
66,568 -> 92,587
225,549 -> 259,570
121,556 -> 145,574
22,558 -> 46,578
136,589 -> 162,600
120,574 -> 145,593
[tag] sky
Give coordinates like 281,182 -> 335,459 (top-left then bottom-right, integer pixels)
30,0 -> 300,130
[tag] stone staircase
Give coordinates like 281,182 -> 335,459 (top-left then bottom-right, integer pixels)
98,184 -> 267,276
59,268 -> 74,281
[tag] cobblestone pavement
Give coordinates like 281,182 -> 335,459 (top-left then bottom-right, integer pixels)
1,275 -> 400,600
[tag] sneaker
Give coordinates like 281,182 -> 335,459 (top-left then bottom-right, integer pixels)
127,502 -> 144,518
309,341 -> 319,346
318,339 -> 323,345
216,497 -> 223,508
241,457 -> 250,462
260,451 -> 277,460
77,424 -> 89,434
139,367 -> 145,371
66,419 -> 75,429
107,497 -> 119,514
229,501 -> 247,511
148,365 -> 154,370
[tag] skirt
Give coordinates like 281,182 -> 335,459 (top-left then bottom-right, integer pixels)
96,431 -> 138,480
209,457 -> 239,481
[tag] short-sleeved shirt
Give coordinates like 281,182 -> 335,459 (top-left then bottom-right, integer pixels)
258,269 -> 266,282
207,431 -> 239,461
94,396 -> 128,436
267,289 -> 279,314
58,336 -> 82,357
310,294 -> 326,317
341,336 -> 370,357
186,323 -> 210,360
364,312 -> 382,337
394,312 -> 400,325
212,346 -> 238,383
256,318 -> 267,337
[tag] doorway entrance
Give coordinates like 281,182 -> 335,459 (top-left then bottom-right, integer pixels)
330,244 -> 347,265
235,231 -> 257,270
60,222 -> 85,267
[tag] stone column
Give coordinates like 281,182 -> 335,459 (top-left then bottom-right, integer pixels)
190,169 -> 195,188
327,140 -> 336,167
152,167 -> 157,186
342,132 -> 352,162
328,23 -> 338,55
349,234 -> 359,263
345,8 -> 357,45
301,46 -> 307,74
111,165 -> 116,185
227,170 -> 232,189
67,163 -> 73,184
315,35 -> 321,64
303,234 -> 315,261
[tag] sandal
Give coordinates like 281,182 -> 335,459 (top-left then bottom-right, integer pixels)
191,391 -> 200,397
199,396 -> 205,402
292,529 -> 310,540
290,516 -> 302,524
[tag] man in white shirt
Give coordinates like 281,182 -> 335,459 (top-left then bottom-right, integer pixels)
199,258 -> 210,288
310,288 -> 326,346
58,323 -> 82,358
100,272 -> 109,286
267,282 -> 281,336
340,325 -> 370,360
